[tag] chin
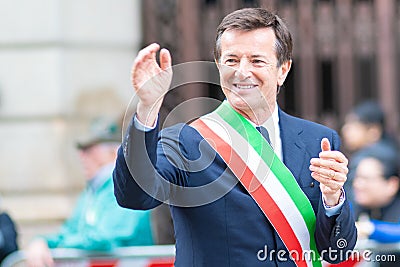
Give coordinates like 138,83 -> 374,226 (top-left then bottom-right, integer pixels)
228,94 -> 257,107
355,197 -> 371,208
230,99 -> 249,109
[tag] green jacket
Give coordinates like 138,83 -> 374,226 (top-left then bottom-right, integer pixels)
44,166 -> 153,250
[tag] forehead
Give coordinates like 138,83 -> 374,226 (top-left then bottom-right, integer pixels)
357,158 -> 384,175
220,28 -> 276,56
344,114 -> 367,127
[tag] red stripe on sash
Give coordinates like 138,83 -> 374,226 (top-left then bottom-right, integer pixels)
192,120 -> 308,267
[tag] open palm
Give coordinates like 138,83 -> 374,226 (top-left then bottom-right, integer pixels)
131,43 -> 172,125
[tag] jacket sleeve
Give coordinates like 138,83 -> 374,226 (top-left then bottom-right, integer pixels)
0,212 -> 18,262
113,117 -> 189,210
314,131 -> 358,264
113,118 -> 163,210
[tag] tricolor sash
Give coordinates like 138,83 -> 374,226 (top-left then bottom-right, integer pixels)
190,101 -> 321,267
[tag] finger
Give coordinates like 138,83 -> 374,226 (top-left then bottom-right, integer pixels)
310,158 -> 348,174
311,172 -> 344,189
135,43 -> 160,62
309,165 -> 347,181
160,48 -> 172,70
321,137 -> 331,152
133,43 -> 160,67
131,44 -> 162,86
143,43 -> 161,55
318,150 -> 349,165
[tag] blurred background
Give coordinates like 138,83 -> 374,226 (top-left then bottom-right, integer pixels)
0,0 -> 399,248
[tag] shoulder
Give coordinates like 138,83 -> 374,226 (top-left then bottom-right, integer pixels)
279,109 -> 340,150
158,123 -> 204,159
0,212 -> 14,223
279,109 -> 338,135
159,122 -> 203,145
160,123 -> 200,136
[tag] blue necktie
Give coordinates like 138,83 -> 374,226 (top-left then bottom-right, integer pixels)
256,126 -> 271,146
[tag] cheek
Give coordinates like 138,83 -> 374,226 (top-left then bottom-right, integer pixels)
354,190 -> 372,206
353,181 -> 369,196
343,130 -> 365,149
255,68 -> 275,84
219,65 -> 235,82
354,183 -> 380,205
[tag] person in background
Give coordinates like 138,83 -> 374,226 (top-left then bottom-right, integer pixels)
353,149 -> 400,266
26,119 -> 153,267
0,199 -> 18,263
341,100 -> 398,202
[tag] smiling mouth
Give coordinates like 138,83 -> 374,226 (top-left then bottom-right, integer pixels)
233,84 -> 258,90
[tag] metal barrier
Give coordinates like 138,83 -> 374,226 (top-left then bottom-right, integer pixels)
1,245 -> 176,267
2,241 -> 399,267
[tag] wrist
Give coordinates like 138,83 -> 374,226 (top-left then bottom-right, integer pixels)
323,188 -> 343,207
137,101 -> 162,127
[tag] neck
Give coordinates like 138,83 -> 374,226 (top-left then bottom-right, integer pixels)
233,104 -> 276,125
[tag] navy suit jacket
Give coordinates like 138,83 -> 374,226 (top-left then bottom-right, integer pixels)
113,108 -> 357,267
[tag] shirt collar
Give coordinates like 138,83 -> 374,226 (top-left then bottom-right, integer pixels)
245,104 -> 279,132
245,104 -> 282,159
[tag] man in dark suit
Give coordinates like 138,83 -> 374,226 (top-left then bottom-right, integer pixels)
113,8 -> 357,266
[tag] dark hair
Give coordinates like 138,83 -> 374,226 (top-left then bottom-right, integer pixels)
352,100 -> 385,127
214,8 -> 293,67
361,148 -> 399,180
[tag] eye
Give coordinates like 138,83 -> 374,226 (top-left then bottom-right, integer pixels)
224,58 -> 238,65
252,59 -> 266,66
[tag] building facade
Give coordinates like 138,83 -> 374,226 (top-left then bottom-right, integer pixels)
0,0 -> 142,247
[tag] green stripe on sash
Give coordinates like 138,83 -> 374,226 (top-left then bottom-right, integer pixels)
215,101 -> 321,266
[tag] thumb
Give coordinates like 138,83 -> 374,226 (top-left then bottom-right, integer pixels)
160,48 -> 172,71
321,137 -> 331,152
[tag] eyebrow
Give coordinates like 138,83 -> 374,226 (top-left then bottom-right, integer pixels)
250,54 -> 267,58
223,53 -> 238,57
223,53 -> 267,58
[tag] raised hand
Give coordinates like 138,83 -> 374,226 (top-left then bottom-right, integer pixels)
309,138 -> 349,206
131,43 -> 172,126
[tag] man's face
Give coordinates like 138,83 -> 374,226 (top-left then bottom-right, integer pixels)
78,143 -> 114,180
341,114 -> 373,152
217,28 -> 291,120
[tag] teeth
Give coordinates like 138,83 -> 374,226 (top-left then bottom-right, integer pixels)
235,85 -> 255,89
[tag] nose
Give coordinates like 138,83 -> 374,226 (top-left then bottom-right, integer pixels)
353,176 -> 364,189
235,60 -> 252,79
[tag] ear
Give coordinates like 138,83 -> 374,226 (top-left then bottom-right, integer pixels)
387,176 -> 400,197
366,124 -> 383,142
277,60 -> 292,86
215,58 -> 221,71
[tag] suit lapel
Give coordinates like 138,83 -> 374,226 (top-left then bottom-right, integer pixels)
278,109 -> 307,182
